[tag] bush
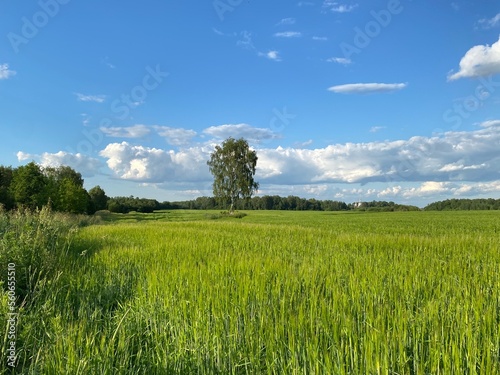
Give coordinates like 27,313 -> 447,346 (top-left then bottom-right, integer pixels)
231,212 -> 247,219
218,211 -> 247,219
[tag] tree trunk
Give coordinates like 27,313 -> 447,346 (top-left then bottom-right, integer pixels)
229,196 -> 234,214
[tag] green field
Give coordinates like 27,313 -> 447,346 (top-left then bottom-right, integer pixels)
1,209 -> 500,374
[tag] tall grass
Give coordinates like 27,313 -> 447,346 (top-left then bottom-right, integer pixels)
1,210 -> 499,374
0,207 -> 77,304
0,207 -> 102,373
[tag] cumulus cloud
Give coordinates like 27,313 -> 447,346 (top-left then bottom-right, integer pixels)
0,64 -> 16,80
328,82 -> 407,94
75,93 -> 106,103
99,142 -> 211,182
256,124 -> 500,185
274,31 -> 302,38
16,151 -> 101,177
101,125 -> 150,138
154,126 -> 197,146
448,36 -> 500,80
203,124 -> 281,143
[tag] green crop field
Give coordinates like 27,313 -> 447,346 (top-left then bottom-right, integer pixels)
1,209 -> 500,374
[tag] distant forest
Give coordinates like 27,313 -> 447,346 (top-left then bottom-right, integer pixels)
104,196 -> 500,213
423,198 -> 500,211
1,163 -> 499,214
105,196 -> 420,213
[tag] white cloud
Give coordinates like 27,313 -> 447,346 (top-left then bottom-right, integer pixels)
477,13 -> 500,29
259,50 -> 281,61
267,51 -> 281,60
378,185 -> 402,197
234,31 -> 281,62
97,124 -> 500,189
313,180 -> 500,203
438,162 -> 486,173
465,180 -> 500,194
203,124 -> 280,143
274,31 -> 302,38
101,125 -> 150,138
154,126 -> 197,146
331,4 -> 357,13
255,124 -> 500,185
312,36 -> 328,41
16,151 -> 32,161
448,36 -> 500,80
479,119 -> 500,128
419,181 -> 449,193
75,93 -> 106,103
99,142 -> 211,182
213,28 -> 236,37
328,82 -> 407,94
293,139 -> 314,148
304,184 -> 328,195
399,180 -> 500,199
212,27 -> 225,36
0,64 -> 16,80
16,151 -> 101,177
327,57 -> 352,65
369,126 -> 386,133
276,18 -> 296,26
323,1 -> 358,13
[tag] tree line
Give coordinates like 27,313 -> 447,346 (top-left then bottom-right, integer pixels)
2,162 -> 499,214
0,161 -> 419,214
423,198 -> 500,211
159,197 -> 421,212
129,197 -> 500,213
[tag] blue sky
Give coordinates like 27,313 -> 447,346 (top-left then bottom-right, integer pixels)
1,0 -> 500,206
